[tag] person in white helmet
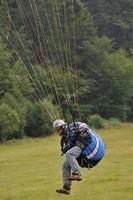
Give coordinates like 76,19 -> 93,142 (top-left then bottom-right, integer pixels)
53,120 -> 91,195
53,120 -> 106,195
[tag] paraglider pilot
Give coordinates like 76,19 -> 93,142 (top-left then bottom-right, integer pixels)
53,119 -> 106,195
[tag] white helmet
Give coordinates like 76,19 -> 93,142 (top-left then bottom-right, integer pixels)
53,119 -> 66,129
79,123 -> 88,132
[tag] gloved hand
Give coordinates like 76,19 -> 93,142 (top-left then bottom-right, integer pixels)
61,141 -> 75,154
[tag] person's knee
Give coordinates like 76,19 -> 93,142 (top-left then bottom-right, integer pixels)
66,147 -> 81,159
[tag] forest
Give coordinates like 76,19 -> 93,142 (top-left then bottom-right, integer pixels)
0,0 -> 133,142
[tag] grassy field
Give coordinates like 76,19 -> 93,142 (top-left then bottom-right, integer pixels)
0,124 -> 133,200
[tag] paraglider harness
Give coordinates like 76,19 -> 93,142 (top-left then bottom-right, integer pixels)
60,123 -> 98,169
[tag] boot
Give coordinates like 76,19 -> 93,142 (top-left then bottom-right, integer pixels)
56,186 -> 70,195
68,172 -> 82,181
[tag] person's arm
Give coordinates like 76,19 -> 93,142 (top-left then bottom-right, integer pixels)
60,136 -> 75,155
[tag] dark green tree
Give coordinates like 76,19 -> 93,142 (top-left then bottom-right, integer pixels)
0,103 -> 21,143
82,0 -> 133,51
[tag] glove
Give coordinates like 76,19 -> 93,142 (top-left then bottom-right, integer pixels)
61,141 -> 75,154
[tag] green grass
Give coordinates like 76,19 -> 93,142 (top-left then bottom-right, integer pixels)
0,123 -> 133,200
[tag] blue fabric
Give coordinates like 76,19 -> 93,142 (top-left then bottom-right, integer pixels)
65,122 -> 106,162
83,128 -> 106,161
65,122 -> 81,142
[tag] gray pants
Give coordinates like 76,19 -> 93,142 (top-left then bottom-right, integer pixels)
63,146 -> 82,188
